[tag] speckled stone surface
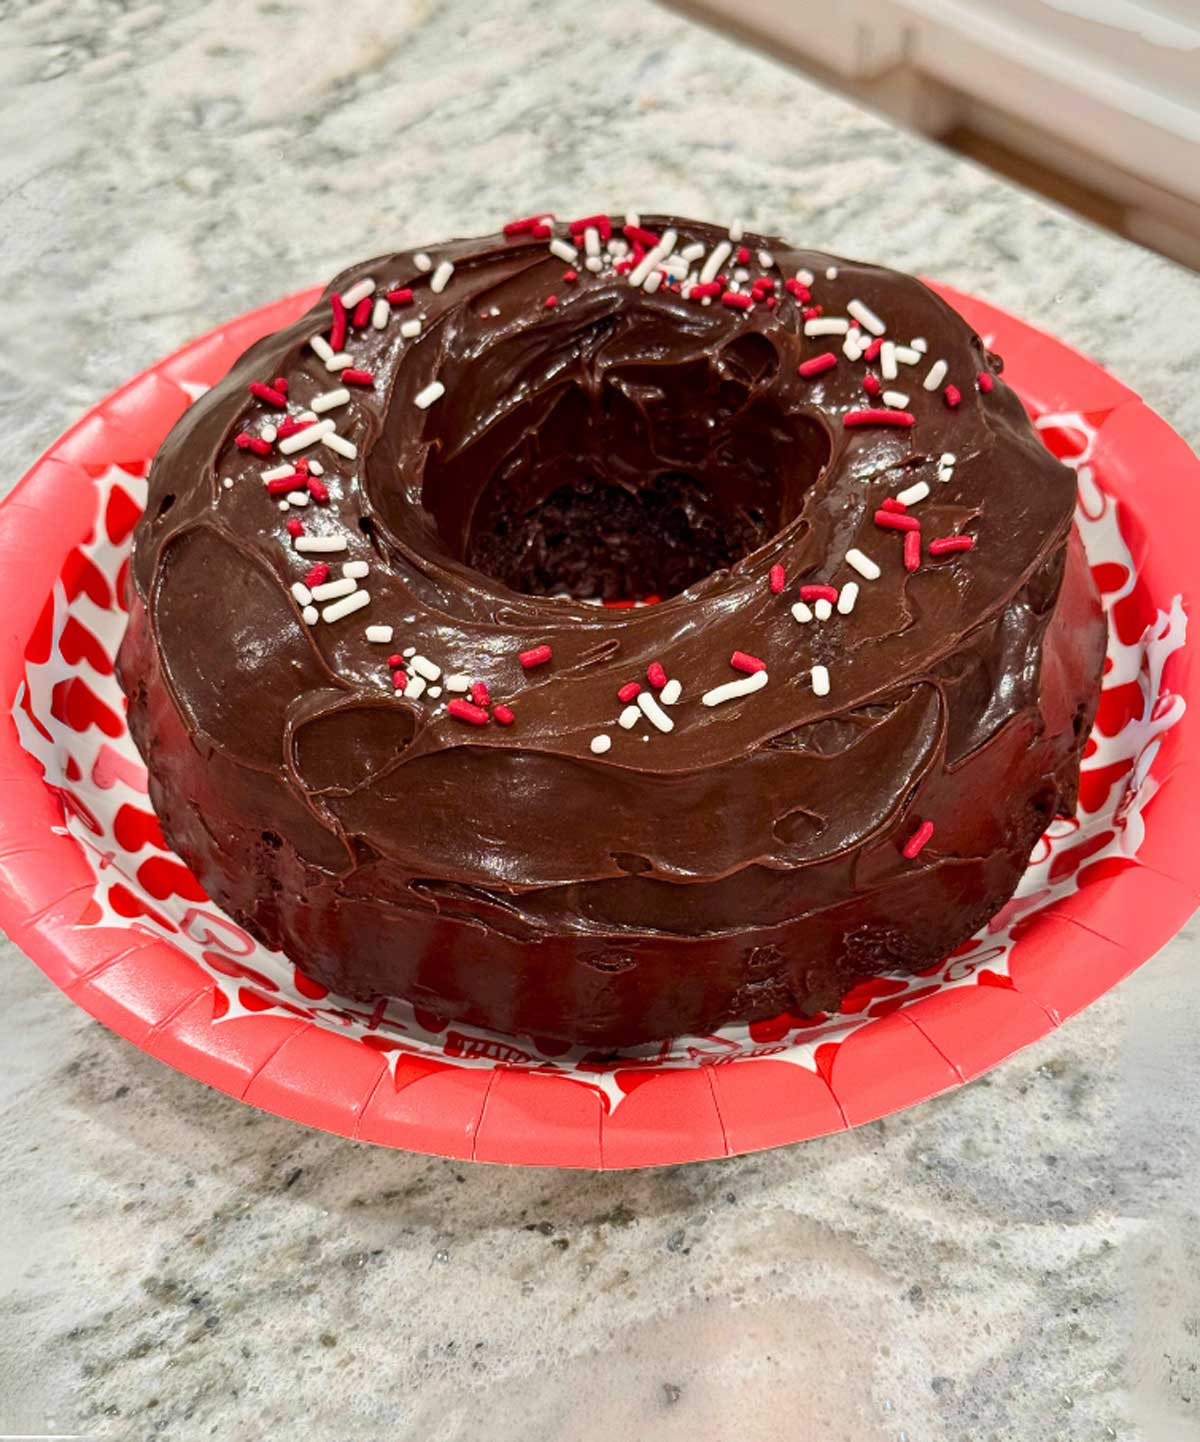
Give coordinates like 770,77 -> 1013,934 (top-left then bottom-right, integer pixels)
2,2 -> 1199,1438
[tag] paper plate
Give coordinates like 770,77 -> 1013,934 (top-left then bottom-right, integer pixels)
2,282 -> 1197,1168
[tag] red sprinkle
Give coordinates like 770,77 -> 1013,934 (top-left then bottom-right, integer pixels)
544,295 -> 558,308
492,704 -> 515,726
977,370 -> 994,393
272,377 -> 289,394
266,473 -> 307,494
845,409 -> 915,428
617,681 -> 642,703
798,352 -> 837,378
341,368 -> 374,386
902,820 -> 935,859
904,530 -> 921,571
752,277 -> 776,293
730,650 -> 766,674
688,281 -> 722,299
519,645 -> 552,669
504,213 -> 554,237
721,290 -> 753,310
563,269 -> 578,283
799,584 -> 838,603
929,535 -> 975,556
623,224 -> 661,249
471,680 -> 491,707
881,497 -> 907,513
447,699 -> 490,726
387,654 -> 405,669
249,381 -> 288,408
802,305 -> 824,320
646,661 -> 668,689
863,337 -> 884,362
944,384 -> 962,408
784,278 -> 811,302
568,213 -> 612,242
305,563 -> 331,587
393,671 -> 408,690
329,294 -> 348,352
614,259 -> 634,275
235,432 -> 273,455
530,222 -> 553,239
736,246 -> 750,264
351,297 -> 372,328
385,288 -> 414,306
875,510 -> 920,532
276,416 -> 314,439
766,296 -> 778,309
862,373 -> 881,397
285,518 -> 304,538
306,477 -> 329,504
769,564 -> 786,594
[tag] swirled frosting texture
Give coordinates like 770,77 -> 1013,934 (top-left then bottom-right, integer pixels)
118,216 -> 1105,1046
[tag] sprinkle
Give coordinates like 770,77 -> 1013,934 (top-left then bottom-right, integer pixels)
519,644 -> 552,669
308,460 -> 324,475
306,476 -> 329,503
729,220 -> 745,242
862,374 -> 881,397
978,370 -> 994,393
637,690 -> 674,733
796,267 -> 815,286
562,268 -> 578,283
894,346 -> 923,365
896,480 -> 930,506
249,380 -> 288,408
413,252 -> 433,273
791,601 -> 813,624
351,297 -> 372,328
642,273 -> 663,295
372,298 -> 390,329
403,647 -> 416,658
286,518 -> 305,538
590,733 -> 612,755
305,562 -> 331,587
702,670 -> 768,707
646,661 -> 668,689
410,655 -> 441,681
686,281 -> 722,299
386,288 -> 414,306
322,590 -> 369,624
471,681 -> 491,707
730,650 -> 765,674
392,671 -> 407,690
882,389 -> 910,408
825,265 -> 838,280
493,704 -> 515,726
880,340 -> 898,380
431,260 -> 455,293
814,598 -> 833,620
325,352 -> 354,371
847,299 -> 886,336
311,576 -> 357,602
863,337 -> 884,363
309,334 -> 334,362
329,294 -> 348,352
340,277 -> 375,309
444,674 -> 471,692
302,605 -> 319,625
923,358 -> 948,391
912,337 -> 928,353
929,535 -> 975,555
881,497 -> 907,514
291,582 -> 313,606
843,329 -> 864,361
427,686 -> 442,699
660,678 -> 682,705
323,431 -> 357,460
447,698 -> 489,725
698,240 -> 732,285
904,531 -> 921,571
341,368 -> 374,386
235,432 -> 273,455
721,289 -> 753,310
342,560 -> 370,580
294,535 -> 347,553
769,563 -> 786,593
940,451 -> 957,467
845,548 -> 881,580
758,249 -> 775,269
623,224 -> 660,248
805,317 -> 850,337
799,584 -> 838,603
811,664 -> 831,696
837,581 -> 859,614
618,705 -> 640,730
680,241 -> 706,261
798,352 -> 837,378
366,625 -> 394,643
876,509 -> 919,532
617,681 -> 642,703
400,319 -> 422,339
629,228 -> 678,287
404,674 -> 427,700
549,238 -> 578,264
279,419 -> 334,454
415,381 -> 445,409
311,388 -> 350,413
261,424 -> 279,443
902,820 -> 935,859
582,226 -> 601,259
845,409 -> 914,428
944,384 -> 962,408
504,213 -> 553,236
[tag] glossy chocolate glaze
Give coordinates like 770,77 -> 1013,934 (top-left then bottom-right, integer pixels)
118,217 -> 1106,1046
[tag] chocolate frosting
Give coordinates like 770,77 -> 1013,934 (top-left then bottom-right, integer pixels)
118,216 -> 1106,1046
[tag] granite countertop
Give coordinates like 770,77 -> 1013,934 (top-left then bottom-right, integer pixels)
2,2 -> 1199,1438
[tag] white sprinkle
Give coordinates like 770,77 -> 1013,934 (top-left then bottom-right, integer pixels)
308,460 -> 324,476
881,341 -> 898,381
661,255 -> 690,279
811,664 -> 831,697
698,239 -> 732,285
845,548 -> 881,580
311,576 -> 357,602
629,228 -> 677,288
733,267 -> 751,284
263,463 -> 296,483
590,734 -> 612,755
941,451 -> 957,466
624,209 -> 641,228
837,581 -> 859,615
702,670 -> 768,707
311,388 -> 350,413
400,318 -> 422,339
825,265 -> 839,280
729,219 -> 744,242
758,250 -> 774,269
403,647 -> 416,658
277,500 -> 290,512
791,601 -> 813,624
643,270 -> 664,294
883,390 -> 910,408
584,226 -> 601,258
366,625 -> 394,643
323,431 -> 357,460
444,674 -> 470,692
294,534 -> 347,554
805,317 -> 850,337
894,346 -> 922,365
637,690 -> 674,733
680,241 -> 706,261
911,336 -> 928,353
297,411 -> 318,424
660,678 -> 682,706
341,277 -> 375,309
325,352 -> 354,371
415,380 -> 445,409
404,674 -> 426,700
923,358 -> 949,391
413,252 -> 432,273
222,477 -> 234,490
489,307 -> 500,317
796,268 -> 815,286
847,299 -> 886,336
549,238 -> 578,264
585,256 -> 603,273
814,598 -> 833,621
372,298 -> 390,330
322,590 -> 369,624
260,424 -> 278,443
608,238 -> 629,258
843,329 -> 864,360
289,490 -> 309,507
302,605 -> 319,625
291,581 -> 313,606
618,705 -> 640,730
342,560 -> 369,580
430,260 -> 455,294
410,654 -> 441,682
896,480 -> 930,506
427,687 -> 442,699
309,334 -> 334,362
278,419 -> 334,454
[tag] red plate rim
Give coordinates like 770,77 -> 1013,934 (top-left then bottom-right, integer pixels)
1,280 -> 1198,1168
